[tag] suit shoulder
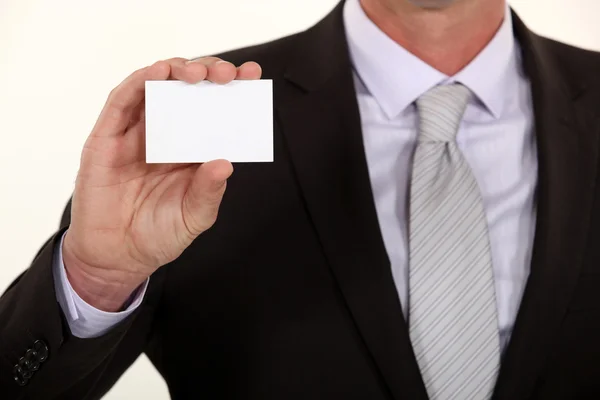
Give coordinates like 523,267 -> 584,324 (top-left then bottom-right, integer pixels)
538,36 -> 600,84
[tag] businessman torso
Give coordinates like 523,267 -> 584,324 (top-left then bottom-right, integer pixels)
4,1 -> 600,399
124,4 -> 600,399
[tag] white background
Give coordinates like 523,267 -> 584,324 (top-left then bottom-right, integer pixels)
1,0 -> 599,398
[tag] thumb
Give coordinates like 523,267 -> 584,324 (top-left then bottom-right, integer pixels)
182,159 -> 234,237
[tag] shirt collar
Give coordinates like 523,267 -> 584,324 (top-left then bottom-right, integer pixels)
343,0 -> 517,119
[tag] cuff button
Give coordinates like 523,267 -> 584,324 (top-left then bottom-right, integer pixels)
33,340 -> 48,362
17,357 -> 33,379
25,349 -> 40,371
12,365 -> 28,386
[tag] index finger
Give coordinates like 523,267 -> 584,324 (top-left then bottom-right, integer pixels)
92,61 -> 171,138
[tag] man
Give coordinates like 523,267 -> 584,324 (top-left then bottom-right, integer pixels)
2,0 -> 600,398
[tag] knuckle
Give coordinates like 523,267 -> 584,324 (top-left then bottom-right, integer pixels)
152,60 -> 170,71
106,85 -> 130,113
183,198 -> 217,235
193,56 -> 224,66
204,213 -> 219,230
106,102 -> 125,121
164,57 -> 186,64
106,86 -> 119,104
204,190 -> 224,208
201,206 -> 219,227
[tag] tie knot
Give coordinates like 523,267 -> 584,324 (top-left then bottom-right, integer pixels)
416,84 -> 471,143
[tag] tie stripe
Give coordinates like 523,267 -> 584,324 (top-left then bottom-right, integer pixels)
408,84 -> 500,400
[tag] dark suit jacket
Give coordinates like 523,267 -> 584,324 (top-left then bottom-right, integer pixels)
2,2 -> 600,399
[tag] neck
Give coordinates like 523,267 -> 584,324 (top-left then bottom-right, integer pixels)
359,0 -> 506,76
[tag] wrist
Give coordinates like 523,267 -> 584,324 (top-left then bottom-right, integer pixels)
62,236 -> 143,312
64,265 -> 140,312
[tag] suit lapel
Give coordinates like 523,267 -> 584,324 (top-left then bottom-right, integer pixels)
275,2 -> 428,399
493,12 -> 600,400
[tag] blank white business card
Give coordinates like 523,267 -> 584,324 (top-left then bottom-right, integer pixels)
145,80 -> 273,163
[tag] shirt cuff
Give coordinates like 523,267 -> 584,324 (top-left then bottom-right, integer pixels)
52,231 -> 149,339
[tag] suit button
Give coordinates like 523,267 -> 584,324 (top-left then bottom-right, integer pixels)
25,349 -> 40,371
23,349 -> 40,372
17,357 -> 33,379
13,365 -> 28,386
33,340 -> 48,362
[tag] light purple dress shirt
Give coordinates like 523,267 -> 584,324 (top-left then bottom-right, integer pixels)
54,0 -> 538,351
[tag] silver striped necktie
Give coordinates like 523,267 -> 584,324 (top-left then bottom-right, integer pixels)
408,84 -> 500,400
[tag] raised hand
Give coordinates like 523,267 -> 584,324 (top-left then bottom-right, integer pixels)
62,57 -> 262,311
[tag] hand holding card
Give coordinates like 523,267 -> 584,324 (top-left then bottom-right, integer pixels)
61,57 -> 263,312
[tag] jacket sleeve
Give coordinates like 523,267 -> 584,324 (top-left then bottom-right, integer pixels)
0,201 -> 165,399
